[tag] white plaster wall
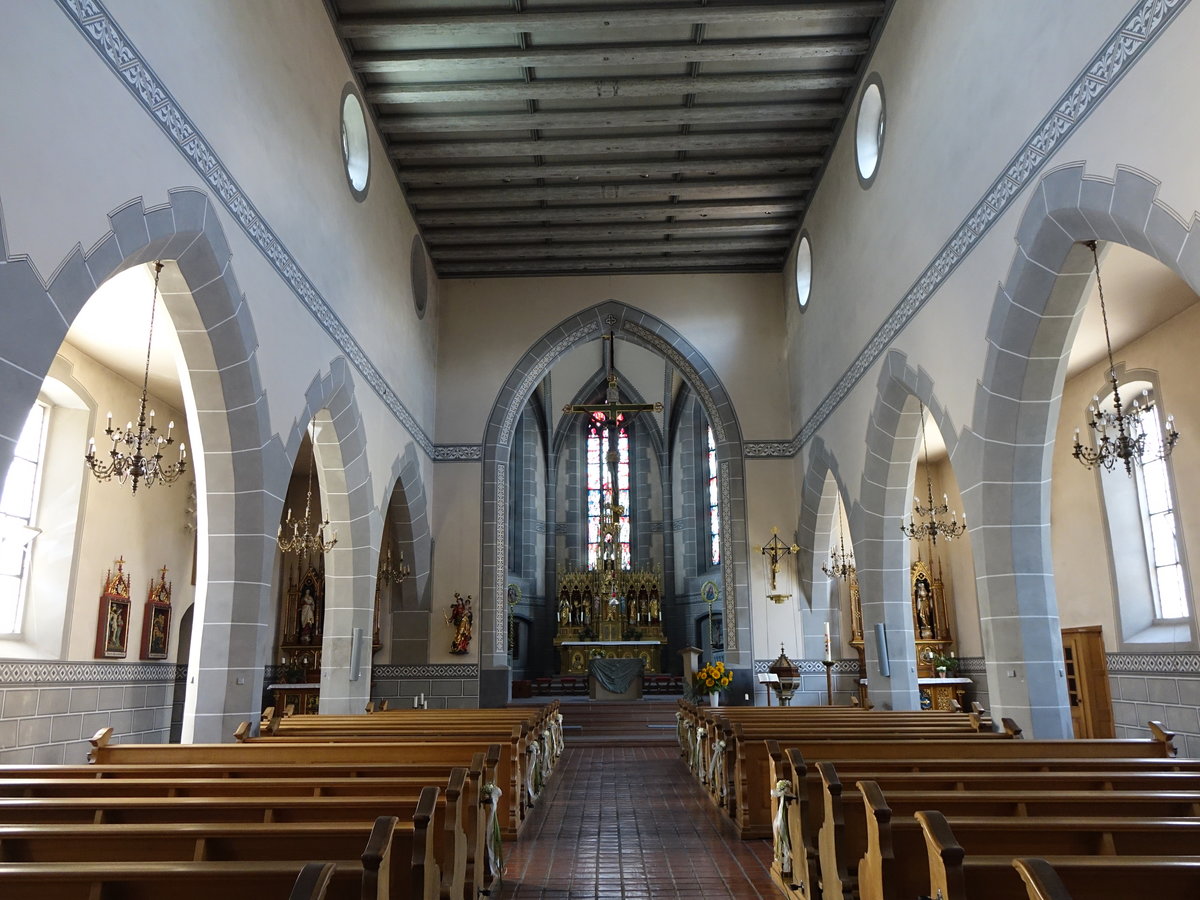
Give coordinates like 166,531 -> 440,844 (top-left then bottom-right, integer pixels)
430,464 -> 481,664
437,273 -> 786,445
745,458 -> 802,660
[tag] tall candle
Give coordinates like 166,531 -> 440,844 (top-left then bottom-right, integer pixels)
823,621 -> 832,662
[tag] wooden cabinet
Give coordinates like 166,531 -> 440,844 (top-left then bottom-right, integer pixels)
1062,626 -> 1114,738
269,683 -> 320,716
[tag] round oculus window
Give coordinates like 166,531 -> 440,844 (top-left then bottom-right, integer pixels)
341,86 -> 370,200
855,75 -> 885,186
795,234 -> 812,310
410,235 -> 429,319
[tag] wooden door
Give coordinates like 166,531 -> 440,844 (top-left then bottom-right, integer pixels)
1061,625 -> 1114,738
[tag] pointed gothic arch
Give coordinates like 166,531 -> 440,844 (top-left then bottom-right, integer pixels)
0,188 -> 273,742
969,163 -> 1200,735
477,301 -> 749,705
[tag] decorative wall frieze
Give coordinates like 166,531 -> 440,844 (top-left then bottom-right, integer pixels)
0,661 -> 184,685
744,440 -> 801,458
372,664 -> 479,679
55,0 -> 438,458
752,658 -> 862,675
433,444 -> 482,462
494,462 -> 507,654
1107,652 -> 1200,674
719,460 -> 736,651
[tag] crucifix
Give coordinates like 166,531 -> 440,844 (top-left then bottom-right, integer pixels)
562,333 -> 662,596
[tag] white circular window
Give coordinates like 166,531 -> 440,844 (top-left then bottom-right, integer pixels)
855,74 -> 885,187
341,85 -> 370,200
410,235 -> 429,319
795,233 -> 812,310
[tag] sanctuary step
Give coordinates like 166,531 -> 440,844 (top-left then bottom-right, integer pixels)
557,700 -> 681,747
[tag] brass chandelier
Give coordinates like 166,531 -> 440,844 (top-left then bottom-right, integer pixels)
277,450 -> 337,555
821,498 -> 856,581
1071,240 -> 1179,476
376,545 -> 411,586
900,403 -> 965,545
84,261 -> 187,494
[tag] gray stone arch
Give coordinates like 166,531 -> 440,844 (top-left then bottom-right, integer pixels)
478,301 -> 749,705
797,439 -> 855,659
285,357 -> 376,713
0,188 -> 273,742
380,442 -> 433,665
856,350 -> 961,710
972,163 -> 1200,736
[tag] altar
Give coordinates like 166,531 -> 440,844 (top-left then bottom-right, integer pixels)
560,639 -> 664,675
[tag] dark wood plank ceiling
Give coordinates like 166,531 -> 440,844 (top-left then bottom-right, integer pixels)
328,1 -> 890,278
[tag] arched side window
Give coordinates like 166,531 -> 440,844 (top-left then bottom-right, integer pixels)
0,402 -> 49,634
1095,380 -> 1194,645
707,425 -> 720,566
1134,404 -> 1187,620
586,411 -> 630,568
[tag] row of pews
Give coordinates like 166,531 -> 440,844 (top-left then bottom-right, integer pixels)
677,700 -> 1200,900
0,701 -> 563,900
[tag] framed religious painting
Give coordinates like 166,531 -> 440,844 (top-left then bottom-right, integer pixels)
140,565 -> 173,660
95,558 -> 132,659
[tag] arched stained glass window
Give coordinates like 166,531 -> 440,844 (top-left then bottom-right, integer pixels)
587,411 -> 630,568
707,426 -> 720,566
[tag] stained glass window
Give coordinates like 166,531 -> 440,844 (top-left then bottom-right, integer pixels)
0,402 -> 48,633
587,412 -> 630,568
707,426 -> 720,566
1136,405 -> 1188,619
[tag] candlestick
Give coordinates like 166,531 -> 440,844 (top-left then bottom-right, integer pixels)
823,621 -> 832,663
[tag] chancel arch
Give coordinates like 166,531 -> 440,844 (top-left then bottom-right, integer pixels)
0,189 -> 274,743
478,300 -> 749,706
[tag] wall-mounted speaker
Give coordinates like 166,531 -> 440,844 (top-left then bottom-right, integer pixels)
350,626 -> 364,681
874,623 -> 890,677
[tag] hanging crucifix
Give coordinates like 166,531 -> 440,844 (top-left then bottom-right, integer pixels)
562,333 -> 663,599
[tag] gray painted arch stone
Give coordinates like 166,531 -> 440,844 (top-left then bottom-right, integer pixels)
0,188 -> 272,743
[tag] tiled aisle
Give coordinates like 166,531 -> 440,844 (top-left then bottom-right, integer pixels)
498,746 -> 777,899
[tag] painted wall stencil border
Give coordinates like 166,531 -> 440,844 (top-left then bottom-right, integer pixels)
54,0 -> 438,457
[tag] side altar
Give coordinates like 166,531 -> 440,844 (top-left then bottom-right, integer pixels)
553,566 -> 667,674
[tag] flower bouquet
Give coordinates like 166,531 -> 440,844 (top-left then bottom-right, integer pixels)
695,661 -> 732,706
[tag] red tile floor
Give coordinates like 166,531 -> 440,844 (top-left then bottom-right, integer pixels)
497,746 -> 778,898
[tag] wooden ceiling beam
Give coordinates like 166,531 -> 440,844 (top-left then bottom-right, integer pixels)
338,3 -> 886,38
354,37 -> 870,73
431,236 -> 790,261
421,218 -> 794,244
415,198 -> 802,226
377,102 -> 846,133
365,71 -> 856,104
434,255 -> 785,276
407,177 -> 809,206
398,156 -> 821,185
390,131 -> 828,160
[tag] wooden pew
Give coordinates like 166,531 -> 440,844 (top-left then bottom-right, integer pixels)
853,782 -> 1200,900
0,859 -> 363,900
89,730 -> 525,842
914,811 -> 1200,900
1012,856 -> 1200,900
0,793 -> 446,894
765,735 -> 1192,899
0,815 -> 439,899
816,762 -> 1200,900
